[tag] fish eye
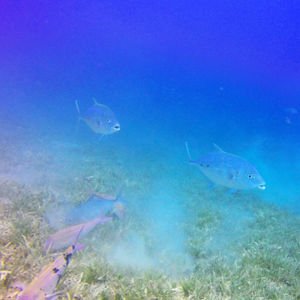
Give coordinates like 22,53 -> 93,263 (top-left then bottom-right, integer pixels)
107,119 -> 111,123
248,174 -> 255,179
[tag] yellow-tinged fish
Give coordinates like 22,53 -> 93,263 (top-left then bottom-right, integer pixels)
43,216 -> 112,253
17,229 -> 84,300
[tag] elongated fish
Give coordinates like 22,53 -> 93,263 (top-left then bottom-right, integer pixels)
17,229 -> 84,300
185,142 -> 266,192
66,193 -> 126,225
75,99 -> 120,135
43,216 -> 112,253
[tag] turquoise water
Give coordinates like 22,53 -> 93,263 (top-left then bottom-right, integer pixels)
0,1 -> 299,299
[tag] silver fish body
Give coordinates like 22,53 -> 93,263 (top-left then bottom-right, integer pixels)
76,99 -> 120,135
186,143 -> 266,191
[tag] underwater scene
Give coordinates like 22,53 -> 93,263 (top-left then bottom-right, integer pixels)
0,1 -> 299,299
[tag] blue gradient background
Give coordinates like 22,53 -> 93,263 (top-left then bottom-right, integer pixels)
0,1 -> 299,213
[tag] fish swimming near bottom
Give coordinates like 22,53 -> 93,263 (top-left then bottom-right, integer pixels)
17,229 -> 85,300
43,215 -> 112,253
66,193 -> 126,225
75,99 -> 120,136
185,142 -> 266,193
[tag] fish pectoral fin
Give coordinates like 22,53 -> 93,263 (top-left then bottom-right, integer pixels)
213,143 -> 225,152
227,188 -> 237,195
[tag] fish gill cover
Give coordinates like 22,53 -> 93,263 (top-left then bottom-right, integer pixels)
0,1 -> 299,299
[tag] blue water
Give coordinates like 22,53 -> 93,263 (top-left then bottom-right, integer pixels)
0,0 -> 299,290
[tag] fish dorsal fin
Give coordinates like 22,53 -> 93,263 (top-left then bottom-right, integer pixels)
92,98 -> 109,109
213,143 -> 225,152
92,97 -> 99,105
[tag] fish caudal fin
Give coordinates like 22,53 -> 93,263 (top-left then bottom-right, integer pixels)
185,141 -> 193,161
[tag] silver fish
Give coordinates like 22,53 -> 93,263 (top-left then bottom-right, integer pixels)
17,229 -> 84,300
75,99 -> 120,135
43,216 -> 112,253
185,142 -> 266,192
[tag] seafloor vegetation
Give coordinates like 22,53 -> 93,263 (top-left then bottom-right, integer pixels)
0,178 -> 299,300
0,128 -> 299,299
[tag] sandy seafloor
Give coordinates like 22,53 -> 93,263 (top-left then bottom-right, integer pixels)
0,119 -> 299,300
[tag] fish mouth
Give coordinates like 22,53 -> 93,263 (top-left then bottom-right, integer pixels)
113,124 -> 120,131
258,184 -> 266,190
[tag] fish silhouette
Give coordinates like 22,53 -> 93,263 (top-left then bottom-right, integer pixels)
43,215 -> 112,253
18,228 -> 85,300
185,142 -> 266,193
75,99 -> 120,135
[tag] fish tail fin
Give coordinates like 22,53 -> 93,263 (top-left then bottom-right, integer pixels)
185,141 -> 193,161
92,97 -> 98,105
